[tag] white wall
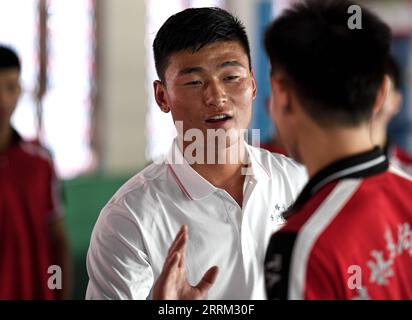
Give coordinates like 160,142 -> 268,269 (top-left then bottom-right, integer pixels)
98,0 -> 147,174
227,0 -> 257,60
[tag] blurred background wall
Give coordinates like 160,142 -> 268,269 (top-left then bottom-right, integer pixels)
1,0 -> 411,299
99,0 -> 147,174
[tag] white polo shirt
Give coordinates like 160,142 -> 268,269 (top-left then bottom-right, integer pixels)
86,140 -> 307,300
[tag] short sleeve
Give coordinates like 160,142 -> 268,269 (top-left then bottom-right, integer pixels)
86,203 -> 154,300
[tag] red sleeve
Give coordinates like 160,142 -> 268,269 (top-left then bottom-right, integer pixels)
44,155 -> 64,221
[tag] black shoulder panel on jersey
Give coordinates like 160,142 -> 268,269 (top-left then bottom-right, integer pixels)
264,231 -> 297,300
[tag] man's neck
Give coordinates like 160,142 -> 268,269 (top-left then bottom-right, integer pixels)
186,140 -> 247,206
0,124 -> 12,153
371,120 -> 388,150
300,125 -> 376,178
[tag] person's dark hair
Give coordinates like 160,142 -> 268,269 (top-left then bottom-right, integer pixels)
265,0 -> 391,127
386,55 -> 402,90
153,7 -> 251,83
0,45 -> 21,71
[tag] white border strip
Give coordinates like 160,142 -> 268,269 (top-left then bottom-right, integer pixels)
389,164 -> 412,182
312,155 -> 386,194
288,179 -> 362,299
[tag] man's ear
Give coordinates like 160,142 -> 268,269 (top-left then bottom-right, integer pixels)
154,80 -> 170,113
251,69 -> 257,101
372,75 -> 390,116
270,76 -> 291,115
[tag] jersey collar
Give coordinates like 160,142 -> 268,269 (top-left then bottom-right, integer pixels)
285,147 -> 388,218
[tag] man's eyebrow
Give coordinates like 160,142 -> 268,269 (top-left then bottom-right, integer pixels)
176,60 -> 245,77
218,60 -> 244,69
177,66 -> 205,76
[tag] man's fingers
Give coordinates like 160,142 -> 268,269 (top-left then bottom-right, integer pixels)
164,246 -> 180,272
172,231 -> 187,270
168,225 -> 188,256
162,251 -> 181,282
179,241 -> 186,269
195,266 -> 219,296
167,225 -> 185,254
168,229 -> 187,263
152,252 -> 181,300
164,227 -> 188,272
164,226 -> 185,267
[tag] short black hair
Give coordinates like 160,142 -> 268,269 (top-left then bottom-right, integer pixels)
386,54 -> 402,90
153,7 -> 251,83
0,45 -> 21,71
265,0 -> 391,127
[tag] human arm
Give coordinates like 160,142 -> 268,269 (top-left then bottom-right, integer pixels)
86,204 -> 154,300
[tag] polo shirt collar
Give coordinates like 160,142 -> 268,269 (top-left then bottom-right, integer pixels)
285,146 -> 388,218
244,143 -> 272,182
166,139 -> 270,200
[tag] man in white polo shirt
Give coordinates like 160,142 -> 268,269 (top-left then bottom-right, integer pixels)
86,7 -> 307,300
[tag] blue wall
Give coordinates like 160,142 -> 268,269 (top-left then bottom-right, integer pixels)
389,37 -> 412,153
250,1 -> 274,144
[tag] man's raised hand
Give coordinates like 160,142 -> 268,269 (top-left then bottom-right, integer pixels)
152,225 -> 219,300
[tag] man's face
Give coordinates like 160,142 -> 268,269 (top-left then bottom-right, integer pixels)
0,68 -> 21,129
154,41 -> 256,150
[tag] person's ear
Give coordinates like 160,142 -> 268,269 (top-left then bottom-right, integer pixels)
270,76 -> 291,116
373,75 -> 390,116
250,69 -> 257,101
154,80 -> 170,113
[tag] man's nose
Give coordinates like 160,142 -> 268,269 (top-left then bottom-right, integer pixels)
205,80 -> 227,108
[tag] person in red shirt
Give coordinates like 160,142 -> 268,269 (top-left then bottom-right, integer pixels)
0,45 -> 72,299
372,54 -> 412,176
264,0 -> 412,299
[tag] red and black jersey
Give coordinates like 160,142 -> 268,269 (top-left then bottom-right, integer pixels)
265,147 -> 412,299
390,144 -> 412,177
0,129 -> 62,299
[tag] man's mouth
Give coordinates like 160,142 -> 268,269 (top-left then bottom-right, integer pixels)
205,114 -> 233,124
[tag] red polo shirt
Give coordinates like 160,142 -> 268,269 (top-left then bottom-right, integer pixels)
0,130 -> 61,299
